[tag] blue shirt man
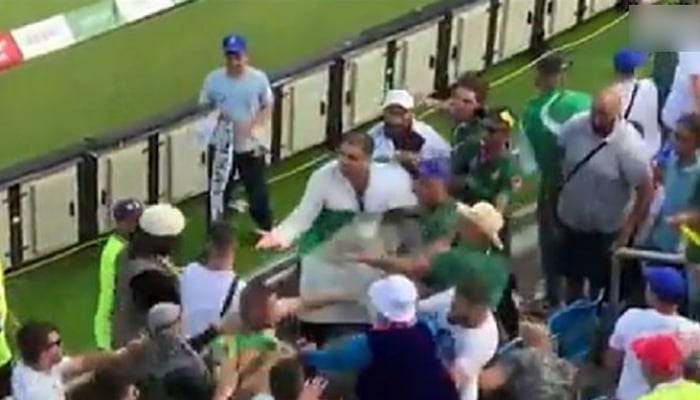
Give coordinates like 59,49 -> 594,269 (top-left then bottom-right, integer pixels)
198,33 -> 274,229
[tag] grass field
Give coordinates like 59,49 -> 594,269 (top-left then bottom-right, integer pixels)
0,0 -> 443,169
1,6 -> 631,353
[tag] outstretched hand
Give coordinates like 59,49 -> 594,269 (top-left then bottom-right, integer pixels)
297,377 -> 328,400
255,230 -> 291,250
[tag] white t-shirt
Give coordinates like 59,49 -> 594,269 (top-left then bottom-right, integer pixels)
419,289 -> 500,400
609,308 -> 700,400
179,262 -> 247,337
663,51 -> 700,129
11,358 -> 71,400
618,78 -> 661,159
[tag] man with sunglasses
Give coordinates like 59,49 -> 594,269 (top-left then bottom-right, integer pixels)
369,89 -> 450,173
12,321 -> 142,400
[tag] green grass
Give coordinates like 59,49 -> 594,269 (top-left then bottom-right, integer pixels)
0,0 -> 95,30
4,10 -> 631,353
0,0 -> 440,169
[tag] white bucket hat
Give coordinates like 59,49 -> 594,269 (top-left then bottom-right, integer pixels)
139,203 -> 186,237
367,274 -> 418,323
382,89 -> 414,110
456,201 -> 505,250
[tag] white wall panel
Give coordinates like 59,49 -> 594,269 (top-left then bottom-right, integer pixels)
545,0 -> 579,38
166,120 -> 208,203
591,0 -> 618,16
0,190 -> 10,268
449,1 -> 493,80
23,164 -> 79,258
344,45 -> 387,129
287,68 -> 329,153
96,140 -> 149,233
495,0 -> 536,62
396,23 -> 439,96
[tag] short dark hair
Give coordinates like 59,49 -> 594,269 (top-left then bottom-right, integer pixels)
208,221 -> 234,253
16,320 -> 59,364
239,279 -> 275,330
678,113 -> 700,143
269,358 -> 304,400
455,269 -> 491,307
341,131 -> 374,156
454,71 -> 489,103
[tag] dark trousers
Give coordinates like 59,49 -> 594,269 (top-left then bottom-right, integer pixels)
557,224 -> 617,303
0,360 -> 12,397
223,151 -> 273,231
538,188 -> 563,307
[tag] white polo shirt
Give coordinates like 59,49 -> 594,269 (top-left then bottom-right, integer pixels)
12,358 -> 71,400
663,51 -> 700,129
179,262 -> 246,337
418,289 -> 499,400
617,78 -> 661,158
368,119 -> 451,160
609,307 -> 700,400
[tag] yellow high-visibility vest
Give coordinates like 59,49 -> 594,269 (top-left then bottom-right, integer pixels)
639,380 -> 700,400
0,263 -> 12,365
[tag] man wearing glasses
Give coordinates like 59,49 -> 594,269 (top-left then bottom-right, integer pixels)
11,321 -> 141,400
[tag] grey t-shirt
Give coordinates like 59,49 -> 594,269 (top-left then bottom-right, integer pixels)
501,348 -> 577,400
557,113 -> 649,233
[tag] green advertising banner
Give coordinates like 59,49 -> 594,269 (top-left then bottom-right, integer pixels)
64,0 -> 121,42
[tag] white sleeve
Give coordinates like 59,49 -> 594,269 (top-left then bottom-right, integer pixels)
418,288 -> 455,314
198,73 -> 212,106
257,71 -> 274,106
454,315 -> 499,377
272,164 -> 328,243
682,52 -> 700,75
382,165 -> 417,209
417,122 -> 451,158
609,309 -> 637,350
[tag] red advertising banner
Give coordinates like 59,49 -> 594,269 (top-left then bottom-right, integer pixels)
0,32 -> 23,71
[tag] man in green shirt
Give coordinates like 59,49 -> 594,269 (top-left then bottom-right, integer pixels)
518,55 -> 591,308
413,157 -> 458,244
93,198 -> 143,350
448,71 -> 490,146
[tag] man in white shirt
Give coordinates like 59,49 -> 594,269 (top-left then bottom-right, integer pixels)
368,89 -> 450,171
418,270 -> 500,400
613,48 -> 662,159
663,51 -> 700,131
606,266 -> 700,400
180,222 -> 245,337
12,321 -> 139,400
256,132 -> 417,345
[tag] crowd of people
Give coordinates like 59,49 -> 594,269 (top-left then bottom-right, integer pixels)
1,14 -> 700,400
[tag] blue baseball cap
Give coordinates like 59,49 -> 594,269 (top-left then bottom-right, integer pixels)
614,48 -> 648,74
644,266 -> 686,304
417,157 -> 451,181
222,33 -> 247,54
112,198 -> 144,222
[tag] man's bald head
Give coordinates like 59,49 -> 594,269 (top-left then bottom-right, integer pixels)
590,86 -> 622,136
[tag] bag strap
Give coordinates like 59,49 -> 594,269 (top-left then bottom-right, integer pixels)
561,140 -> 609,188
623,81 -> 640,119
219,276 -> 240,318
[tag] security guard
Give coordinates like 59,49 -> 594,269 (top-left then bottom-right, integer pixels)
94,199 -> 143,350
0,261 -> 11,397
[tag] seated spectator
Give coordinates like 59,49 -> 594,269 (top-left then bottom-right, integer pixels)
606,266 -> 700,400
479,318 -> 577,400
299,275 -> 459,400
418,269 -> 500,400
633,333 -> 700,399
368,89 -> 450,172
11,320 -> 142,400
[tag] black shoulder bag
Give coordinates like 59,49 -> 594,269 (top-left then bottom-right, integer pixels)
219,276 -> 241,317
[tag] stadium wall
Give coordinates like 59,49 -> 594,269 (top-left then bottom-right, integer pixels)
0,0 -> 629,272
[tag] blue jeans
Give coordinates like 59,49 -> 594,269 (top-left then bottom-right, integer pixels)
537,187 -> 562,306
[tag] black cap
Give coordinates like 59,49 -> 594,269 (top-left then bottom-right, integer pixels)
536,54 -> 571,75
112,199 -> 144,222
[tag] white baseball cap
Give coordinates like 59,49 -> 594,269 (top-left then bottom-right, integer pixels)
139,204 -> 186,237
367,274 -> 418,323
382,89 -> 414,110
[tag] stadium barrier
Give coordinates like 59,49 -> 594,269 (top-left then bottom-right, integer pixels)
0,0 -> 629,271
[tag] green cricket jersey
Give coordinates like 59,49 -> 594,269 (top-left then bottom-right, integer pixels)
418,199 -> 458,244
519,89 -> 591,192
452,140 -> 520,206
425,240 -> 509,308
